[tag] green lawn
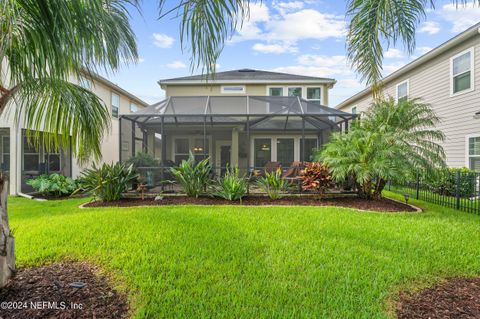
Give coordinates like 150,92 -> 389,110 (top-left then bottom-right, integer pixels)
9,192 -> 480,318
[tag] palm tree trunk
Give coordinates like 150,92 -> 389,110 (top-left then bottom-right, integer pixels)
0,173 -> 15,287
0,90 -> 15,287
373,178 -> 387,199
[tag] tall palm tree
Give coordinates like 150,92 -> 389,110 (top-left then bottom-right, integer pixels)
0,0 -> 138,286
319,98 -> 446,199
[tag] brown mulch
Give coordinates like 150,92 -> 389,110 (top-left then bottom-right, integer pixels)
0,262 -> 128,319
84,196 -> 416,212
396,278 -> 480,319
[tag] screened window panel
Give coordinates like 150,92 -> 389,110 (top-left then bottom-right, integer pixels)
277,139 -> 294,167
453,52 -> 471,75
454,71 -> 471,93
269,88 -> 283,96
254,139 -> 271,168
23,136 -> 38,153
300,138 -> 318,161
288,87 -> 302,97
24,154 -> 39,171
111,93 -> 120,117
175,139 -> 189,154
175,155 -> 189,164
48,154 -> 61,172
307,87 -> 321,101
130,103 -> 138,113
469,157 -> 480,171
469,137 -> 480,156
2,137 -> 9,153
397,82 -> 408,101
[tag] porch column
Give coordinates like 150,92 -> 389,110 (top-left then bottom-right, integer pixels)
9,125 -> 19,195
231,127 -> 239,167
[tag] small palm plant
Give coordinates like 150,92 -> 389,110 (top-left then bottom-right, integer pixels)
214,166 -> 248,201
257,168 -> 288,199
319,98 -> 446,199
170,152 -> 212,198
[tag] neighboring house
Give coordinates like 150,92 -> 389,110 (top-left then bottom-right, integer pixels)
337,23 -> 480,170
0,72 -> 147,195
120,69 -> 353,179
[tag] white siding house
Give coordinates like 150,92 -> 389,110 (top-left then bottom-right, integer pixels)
337,23 -> 480,170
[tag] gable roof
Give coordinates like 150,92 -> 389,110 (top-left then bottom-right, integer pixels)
336,22 -> 480,110
159,69 -> 336,86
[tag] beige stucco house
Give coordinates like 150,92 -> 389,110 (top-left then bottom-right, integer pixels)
0,72 -> 147,195
337,23 -> 480,170
120,69 -> 354,182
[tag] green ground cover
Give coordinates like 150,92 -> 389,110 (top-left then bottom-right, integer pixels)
9,192 -> 480,318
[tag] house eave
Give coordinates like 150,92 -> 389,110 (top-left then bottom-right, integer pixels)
158,79 -> 337,87
336,23 -> 480,110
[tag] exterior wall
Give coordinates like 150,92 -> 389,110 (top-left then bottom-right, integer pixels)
165,83 -> 330,106
338,34 -> 480,168
0,72 -> 146,194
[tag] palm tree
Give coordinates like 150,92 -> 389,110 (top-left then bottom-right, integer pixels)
159,0 -> 477,87
0,0 -> 138,286
318,98 -> 446,199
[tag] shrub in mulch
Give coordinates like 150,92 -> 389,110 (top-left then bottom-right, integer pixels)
0,262 -> 128,319
396,277 -> 480,319
84,196 -> 417,212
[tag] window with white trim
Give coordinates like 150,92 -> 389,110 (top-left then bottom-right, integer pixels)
351,106 -> 357,115
306,87 -> 321,105
288,87 -> 302,97
221,86 -> 246,94
130,103 -> 138,113
79,76 -> 92,90
396,80 -> 409,103
468,136 -> 480,171
111,92 -> 120,118
269,87 -> 283,96
451,49 -> 473,95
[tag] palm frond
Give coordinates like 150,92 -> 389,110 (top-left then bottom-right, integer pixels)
158,0 -> 253,76
14,79 -> 111,163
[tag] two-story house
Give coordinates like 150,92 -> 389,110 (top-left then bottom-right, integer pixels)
0,72 -> 147,195
119,69 -> 354,178
337,23 -> 480,171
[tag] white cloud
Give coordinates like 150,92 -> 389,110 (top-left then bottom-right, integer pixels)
438,4 -> 480,32
152,33 -> 174,48
166,61 -> 187,69
418,21 -> 441,34
231,4 -> 346,52
252,42 -> 297,54
272,54 -> 352,78
384,48 -> 404,59
382,62 -> 406,75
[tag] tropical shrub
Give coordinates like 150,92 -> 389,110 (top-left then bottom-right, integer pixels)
27,173 -> 77,197
422,167 -> 476,198
170,153 -> 212,198
125,152 -> 159,168
257,168 -> 288,199
300,162 -> 334,197
79,162 -> 138,201
319,98 -> 446,199
213,166 -> 248,201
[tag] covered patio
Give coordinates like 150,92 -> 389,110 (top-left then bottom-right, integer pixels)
119,96 -> 355,192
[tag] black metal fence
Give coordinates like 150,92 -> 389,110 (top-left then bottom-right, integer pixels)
389,169 -> 480,214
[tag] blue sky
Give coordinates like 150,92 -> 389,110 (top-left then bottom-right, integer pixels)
104,0 -> 480,106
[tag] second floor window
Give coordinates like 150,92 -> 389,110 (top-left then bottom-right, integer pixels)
221,86 -> 245,94
111,93 -> 120,118
79,76 -> 92,90
307,87 -> 321,104
451,49 -> 473,95
396,81 -> 409,103
269,87 -> 283,96
130,103 -> 138,113
288,87 -> 302,97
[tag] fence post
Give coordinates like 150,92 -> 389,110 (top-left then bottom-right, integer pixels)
456,170 -> 461,210
415,172 -> 420,200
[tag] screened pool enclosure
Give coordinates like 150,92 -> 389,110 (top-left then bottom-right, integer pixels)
119,96 -> 355,191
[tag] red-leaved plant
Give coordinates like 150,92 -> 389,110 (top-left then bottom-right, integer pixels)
300,162 -> 334,197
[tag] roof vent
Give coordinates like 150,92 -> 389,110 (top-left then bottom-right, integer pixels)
238,69 -> 256,72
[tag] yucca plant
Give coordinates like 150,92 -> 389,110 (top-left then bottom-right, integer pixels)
79,162 -> 138,202
257,168 -> 288,199
300,162 -> 334,198
214,166 -> 248,201
170,152 -> 212,198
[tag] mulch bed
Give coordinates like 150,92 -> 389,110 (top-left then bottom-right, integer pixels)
396,278 -> 480,319
0,262 -> 128,319
84,196 -> 416,212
